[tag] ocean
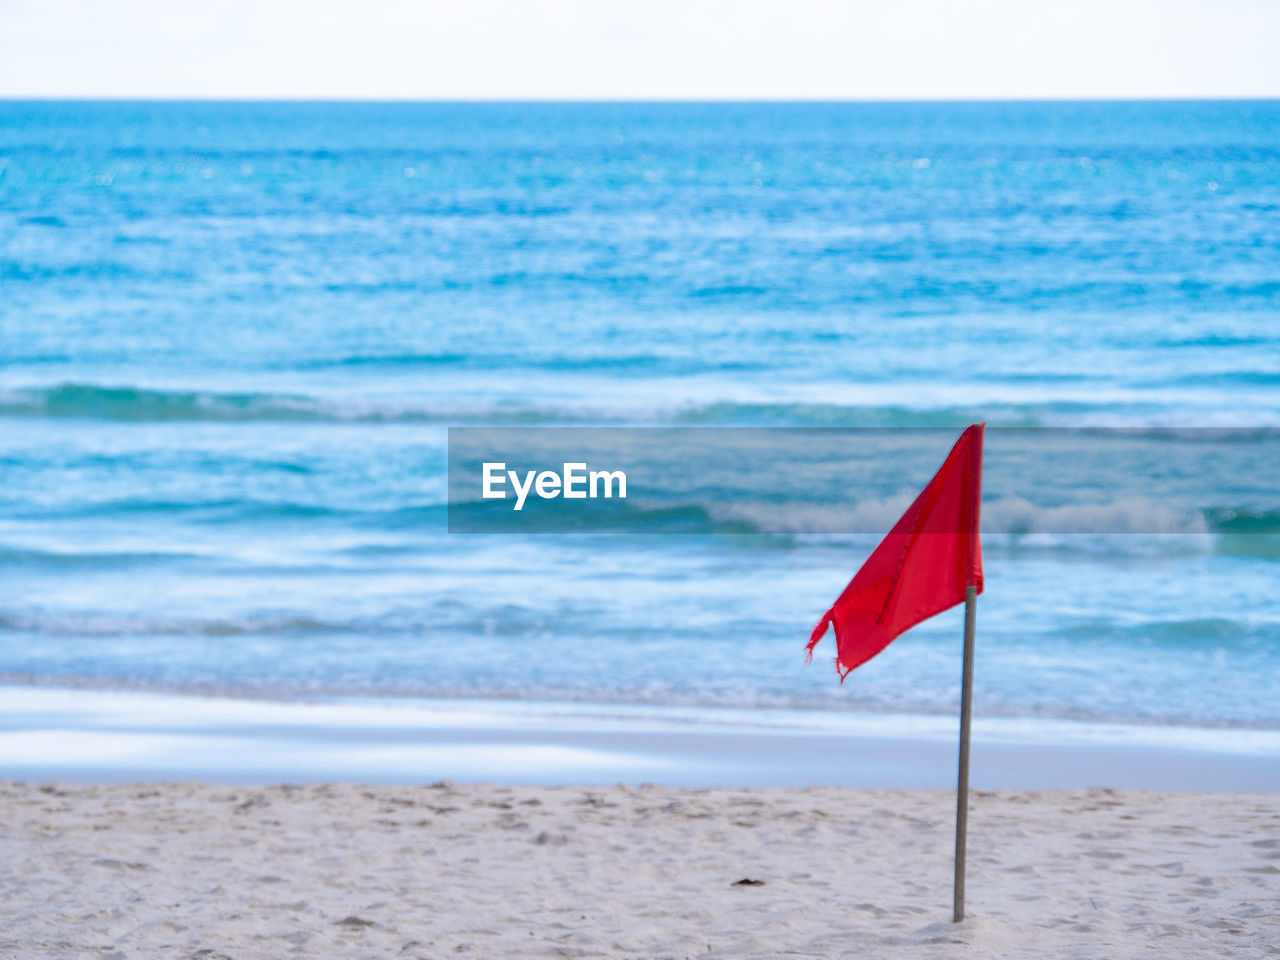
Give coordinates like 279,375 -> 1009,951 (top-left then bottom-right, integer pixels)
2,100 -> 1279,760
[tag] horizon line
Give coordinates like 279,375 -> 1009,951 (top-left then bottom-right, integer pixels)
3,95 -> 1280,105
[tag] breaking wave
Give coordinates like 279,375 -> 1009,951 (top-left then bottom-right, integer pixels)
8,383 -> 1279,428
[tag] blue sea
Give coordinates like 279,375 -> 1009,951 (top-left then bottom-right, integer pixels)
2,101 -> 1279,754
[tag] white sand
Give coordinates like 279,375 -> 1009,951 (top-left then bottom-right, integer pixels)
2,781 -> 1277,958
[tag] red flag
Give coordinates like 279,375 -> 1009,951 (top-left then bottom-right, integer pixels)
807,424 -> 985,680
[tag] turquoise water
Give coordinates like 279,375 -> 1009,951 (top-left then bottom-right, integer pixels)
1,101 -> 1278,735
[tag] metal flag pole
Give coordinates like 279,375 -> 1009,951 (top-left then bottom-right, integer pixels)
952,584 -> 978,923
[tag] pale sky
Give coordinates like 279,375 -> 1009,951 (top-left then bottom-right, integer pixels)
2,0 -> 1278,100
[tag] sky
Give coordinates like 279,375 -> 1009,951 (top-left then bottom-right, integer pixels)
2,0 -> 1278,100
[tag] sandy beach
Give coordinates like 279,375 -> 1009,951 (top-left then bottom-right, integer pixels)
3,781 -> 1277,959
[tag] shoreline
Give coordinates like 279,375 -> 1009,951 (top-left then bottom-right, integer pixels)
3,685 -> 1277,790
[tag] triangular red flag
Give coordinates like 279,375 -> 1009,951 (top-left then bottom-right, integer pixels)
807,424 -> 985,680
